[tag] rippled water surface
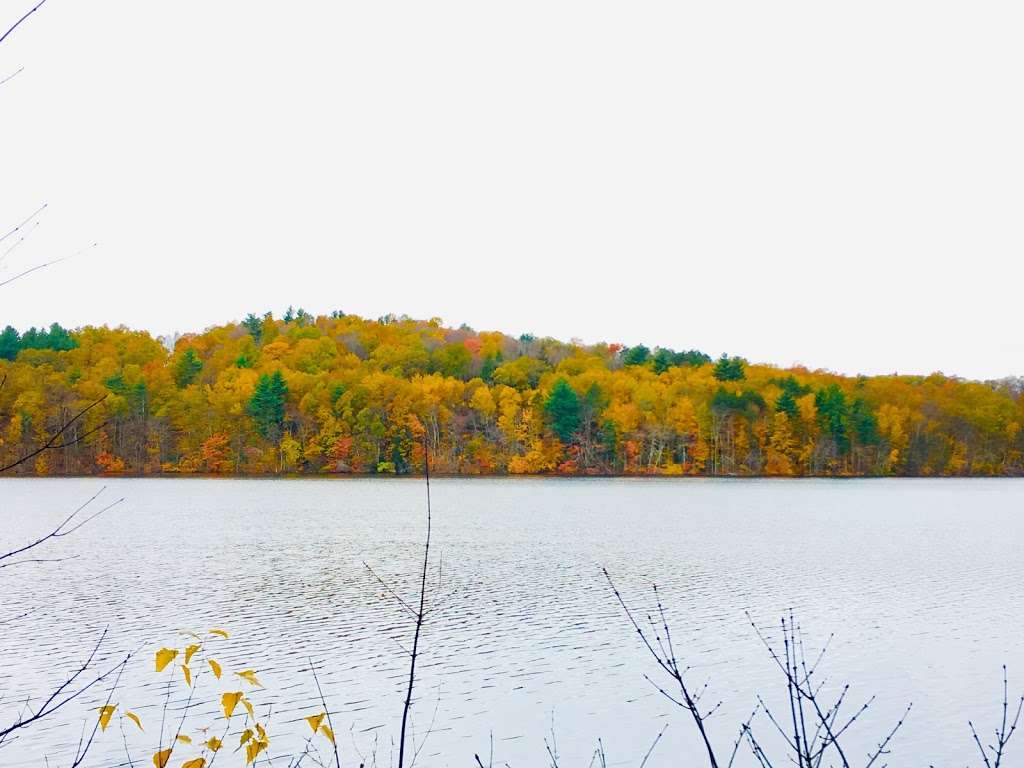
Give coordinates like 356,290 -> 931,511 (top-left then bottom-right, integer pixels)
1,478 -> 1022,766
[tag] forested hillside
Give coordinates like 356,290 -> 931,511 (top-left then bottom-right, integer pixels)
1,311 -> 1022,476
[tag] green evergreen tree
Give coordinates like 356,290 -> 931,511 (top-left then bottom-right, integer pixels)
19,327 -> 43,349
814,384 -> 850,453
713,355 -> 746,381
173,348 -> 204,388
104,372 -> 128,395
480,352 -> 503,383
674,349 -> 712,367
46,323 -> 77,351
0,326 -> 20,360
775,390 -> 799,418
652,348 -> 674,374
248,370 -> 288,439
849,396 -> 879,445
242,313 -> 263,344
776,375 -> 810,397
712,387 -> 765,414
544,378 -> 581,443
623,345 -> 650,366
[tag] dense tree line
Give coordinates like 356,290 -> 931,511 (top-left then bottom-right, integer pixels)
0,311 -> 1021,476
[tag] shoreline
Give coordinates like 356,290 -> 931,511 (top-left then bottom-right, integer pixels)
1,472 -> 1022,481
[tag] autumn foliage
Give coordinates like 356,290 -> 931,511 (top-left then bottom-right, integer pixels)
96,629 -> 335,767
0,312 -> 1022,476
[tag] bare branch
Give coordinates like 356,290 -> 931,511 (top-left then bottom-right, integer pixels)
397,434 -> 433,768
0,66 -> 24,87
0,1 -> 47,48
0,629 -> 127,747
0,203 -> 46,246
0,395 -> 108,473
0,242 -> 97,290
0,487 -> 121,564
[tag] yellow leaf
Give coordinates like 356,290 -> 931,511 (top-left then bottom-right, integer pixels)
97,704 -> 116,731
155,648 -> 179,672
241,696 -> 255,719
152,748 -> 173,768
320,724 -> 335,744
245,739 -> 268,765
208,628 -> 230,639
221,691 -> 243,718
124,711 -> 144,731
305,713 -> 325,733
182,760 -> 205,768
239,728 -> 253,746
176,734 -> 192,744
205,737 -> 222,752
184,644 -> 201,664
255,723 -> 267,742
182,665 -> 192,687
208,659 -> 222,679
235,669 -> 263,687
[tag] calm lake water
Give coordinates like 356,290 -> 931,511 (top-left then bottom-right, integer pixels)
0,478 -> 1022,766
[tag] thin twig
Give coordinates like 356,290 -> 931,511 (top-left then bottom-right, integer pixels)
396,434 -> 432,768
0,395 -> 109,473
0,0 -> 47,48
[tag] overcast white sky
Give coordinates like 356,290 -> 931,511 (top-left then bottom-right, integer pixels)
1,2 -> 1021,379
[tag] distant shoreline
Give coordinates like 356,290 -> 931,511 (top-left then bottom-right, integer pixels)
2,472 -> 1021,481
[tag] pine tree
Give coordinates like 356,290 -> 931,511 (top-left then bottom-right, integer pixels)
623,345 -> 650,366
849,396 -> 879,445
173,348 -> 204,388
480,352 -> 503,383
544,378 -> 581,443
242,313 -> 263,345
248,371 -> 288,439
0,326 -> 20,360
45,323 -> 76,351
814,384 -> 850,454
713,355 -> 746,381
652,348 -> 674,374
775,390 -> 799,419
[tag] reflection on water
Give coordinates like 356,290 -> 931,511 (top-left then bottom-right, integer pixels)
0,478 -> 1022,766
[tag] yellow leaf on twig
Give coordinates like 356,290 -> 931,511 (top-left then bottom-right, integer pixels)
204,737 -> 222,752
321,724 -> 335,744
176,734 -> 192,744
305,713 -> 325,733
241,696 -> 255,720
152,748 -> 172,768
155,648 -> 178,672
208,628 -> 229,639
235,669 -> 262,687
184,644 -> 200,664
245,739 -> 268,765
182,760 -> 205,768
124,711 -> 143,731
182,665 -> 192,687
221,691 -> 243,718
239,728 -> 253,746
97,704 -> 116,731
208,659 -> 222,679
